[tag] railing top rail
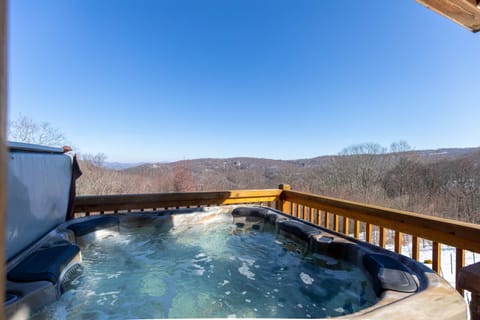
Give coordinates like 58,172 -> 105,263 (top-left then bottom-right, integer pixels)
74,189 -> 281,212
73,187 -> 480,252
283,189 -> 480,253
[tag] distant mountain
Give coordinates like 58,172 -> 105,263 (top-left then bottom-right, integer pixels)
103,161 -> 148,170
124,146 -> 480,173
77,146 -> 480,224
414,147 -> 480,162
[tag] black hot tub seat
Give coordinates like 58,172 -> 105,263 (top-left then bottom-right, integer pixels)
363,253 -> 418,294
7,243 -> 80,284
67,216 -> 120,237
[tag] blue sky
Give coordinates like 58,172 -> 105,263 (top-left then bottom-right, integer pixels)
8,1 -> 480,162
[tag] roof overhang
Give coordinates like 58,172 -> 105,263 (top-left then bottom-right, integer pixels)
417,0 -> 480,32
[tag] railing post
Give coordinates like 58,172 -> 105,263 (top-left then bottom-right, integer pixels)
412,236 -> 420,261
458,262 -> 480,320
456,249 -> 465,296
278,184 -> 291,214
432,241 -> 441,274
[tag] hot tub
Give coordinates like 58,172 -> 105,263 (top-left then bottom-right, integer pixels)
5,205 -> 467,319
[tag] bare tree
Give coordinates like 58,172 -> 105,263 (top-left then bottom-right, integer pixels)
8,114 -> 68,146
390,140 -> 412,153
172,161 -> 197,192
339,143 -> 386,156
79,153 -> 107,167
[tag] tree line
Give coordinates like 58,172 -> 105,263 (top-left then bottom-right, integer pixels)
8,115 -> 480,224
73,142 -> 480,224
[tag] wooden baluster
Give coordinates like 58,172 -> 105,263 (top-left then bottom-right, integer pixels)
310,207 -> 315,224
333,214 -> 339,232
324,211 -> 330,229
282,200 -> 291,215
456,248 -> 465,296
379,227 -> 386,248
354,220 -> 360,239
343,217 -> 349,235
302,205 -> 307,220
432,241 -> 441,274
412,236 -> 420,261
316,209 -> 322,226
365,223 -> 372,243
395,231 -> 402,254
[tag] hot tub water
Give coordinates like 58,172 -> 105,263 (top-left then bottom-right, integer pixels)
32,216 -> 378,319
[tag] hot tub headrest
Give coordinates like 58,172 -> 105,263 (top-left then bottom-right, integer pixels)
363,253 -> 418,294
7,243 -> 80,284
232,207 -> 269,219
277,220 -> 320,241
67,216 -> 120,237
232,207 -> 284,224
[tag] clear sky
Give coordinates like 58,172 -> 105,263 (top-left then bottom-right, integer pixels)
8,1 -> 480,163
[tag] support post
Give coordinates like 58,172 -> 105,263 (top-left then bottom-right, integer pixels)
278,184 -> 291,214
458,262 -> 480,320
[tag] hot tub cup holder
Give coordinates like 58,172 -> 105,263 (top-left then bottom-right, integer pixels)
5,291 -> 20,305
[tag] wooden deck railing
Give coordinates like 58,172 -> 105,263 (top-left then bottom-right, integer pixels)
74,189 -> 282,216
74,184 -> 480,296
275,184 -> 480,296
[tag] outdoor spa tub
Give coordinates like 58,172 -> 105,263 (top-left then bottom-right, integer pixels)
5,205 -> 467,319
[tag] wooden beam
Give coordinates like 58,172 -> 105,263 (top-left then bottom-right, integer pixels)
0,0 -> 6,314
417,0 -> 480,32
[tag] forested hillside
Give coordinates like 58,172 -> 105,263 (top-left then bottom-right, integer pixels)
76,145 -> 480,224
